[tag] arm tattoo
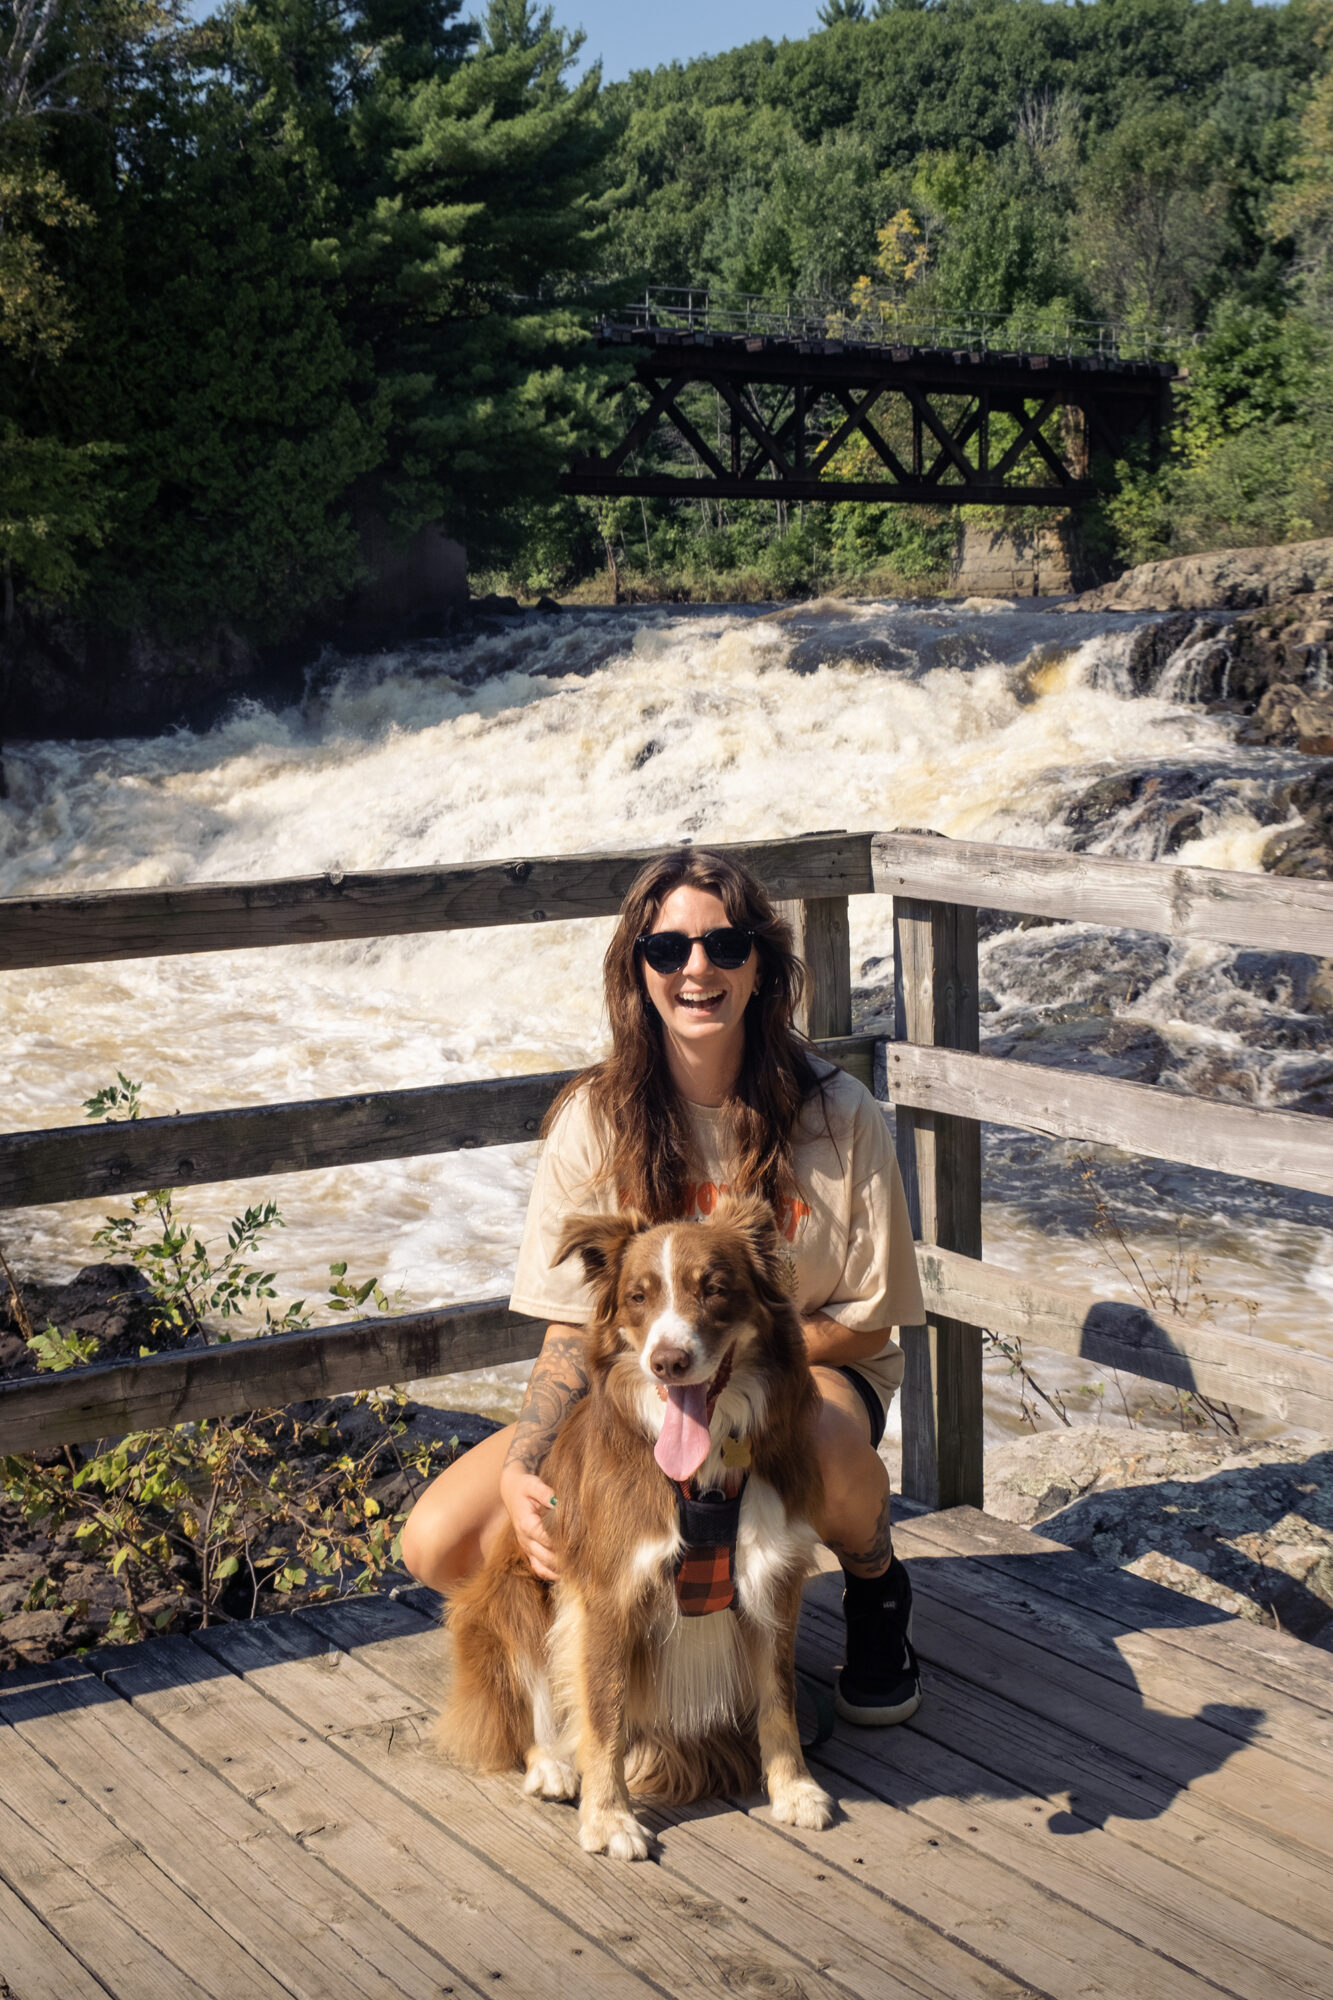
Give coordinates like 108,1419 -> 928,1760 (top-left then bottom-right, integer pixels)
504,1330 -> 590,1477
826,1487 -> 894,1579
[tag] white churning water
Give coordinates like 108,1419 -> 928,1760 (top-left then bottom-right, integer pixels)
2,598 -> 1329,1438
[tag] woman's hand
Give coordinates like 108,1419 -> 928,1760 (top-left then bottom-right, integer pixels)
499,1459 -> 560,1581
500,1322 -> 589,1580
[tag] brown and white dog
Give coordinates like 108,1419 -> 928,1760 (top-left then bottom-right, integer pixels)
437,1193 -> 834,1859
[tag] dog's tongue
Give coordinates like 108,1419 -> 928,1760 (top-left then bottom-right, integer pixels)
655,1382 -> 712,1481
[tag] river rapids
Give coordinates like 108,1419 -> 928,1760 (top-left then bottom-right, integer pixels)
2,597 -> 1330,1443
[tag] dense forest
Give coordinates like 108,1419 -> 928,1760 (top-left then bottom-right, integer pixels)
4,0 -> 1333,640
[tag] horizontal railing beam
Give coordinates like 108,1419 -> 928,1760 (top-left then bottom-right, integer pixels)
920,1245 -> 1333,1431
872,831 -> 1333,959
0,833 -> 874,974
887,1043 -> 1333,1200
0,1299 -> 542,1454
0,1037 -> 878,1211
8,1243 -> 1331,1455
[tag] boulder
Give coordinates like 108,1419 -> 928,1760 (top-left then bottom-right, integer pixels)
1241,686 -> 1333,756
1065,538 -> 1333,613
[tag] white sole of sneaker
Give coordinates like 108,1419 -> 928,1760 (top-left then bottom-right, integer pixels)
833,1681 -> 921,1727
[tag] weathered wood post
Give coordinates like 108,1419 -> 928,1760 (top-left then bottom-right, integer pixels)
890,859 -> 985,1511
776,894 -> 852,1043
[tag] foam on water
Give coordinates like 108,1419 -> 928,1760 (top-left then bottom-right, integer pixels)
2,599 -> 1328,1430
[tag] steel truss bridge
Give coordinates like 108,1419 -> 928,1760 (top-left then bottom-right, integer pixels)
560,290 -> 1178,510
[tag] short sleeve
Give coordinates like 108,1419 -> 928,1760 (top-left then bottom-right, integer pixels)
818,1091 -> 925,1335
508,1089 -> 617,1324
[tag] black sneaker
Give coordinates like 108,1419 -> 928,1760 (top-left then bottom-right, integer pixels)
834,1555 -> 921,1726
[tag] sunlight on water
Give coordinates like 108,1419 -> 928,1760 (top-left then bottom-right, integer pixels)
2,599 -> 1328,1434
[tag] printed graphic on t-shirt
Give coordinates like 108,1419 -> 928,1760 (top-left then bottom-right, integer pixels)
684,1180 -> 812,1243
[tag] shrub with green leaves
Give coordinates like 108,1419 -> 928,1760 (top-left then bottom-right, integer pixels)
0,1077 -> 450,1647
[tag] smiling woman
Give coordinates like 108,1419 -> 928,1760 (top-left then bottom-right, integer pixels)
400,844 -> 927,1729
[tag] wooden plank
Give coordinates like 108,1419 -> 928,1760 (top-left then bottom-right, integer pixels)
0,1862 -> 116,2000
0,1069 -> 579,1212
0,1034 -> 877,1212
798,1591 -> 1333,1949
166,1603 -> 917,2000
0,1700 -> 279,2000
0,1664 -> 472,2000
918,1244 -> 1333,1427
348,1592 -> 1237,2000
103,1626 -> 701,2000
897,1504 -> 1333,1723
889,1513 -> 1333,1776
792,1596 -> 1333,2000
894,891 -> 984,1510
872,829 -> 1333,958
775,894 -> 852,1040
887,1041 -> 1333,1199
744,1730 -> 1228,2000
297,1596 -> 1066,2000
814,1574 -> 1333,1868
0,832 -> 874,973
0,1296 -> 540,1454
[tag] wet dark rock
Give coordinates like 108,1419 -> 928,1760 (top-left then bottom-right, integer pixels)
468,592 -> 523,617
983,1013 -> 1170,1083
1228,951 -> 1333,1015
1291,1074 -> 1333,1116
1263,765 -> 1333,878
1062,772 -> 1138,829
535,595 -> 562,614
986,1433 -> 1333,1649
0,1262 -> 194,1381
981,929 -> 1170,1012
1241,686 -> 1333,756
785,635 -> 913,676
1127,614 -> 1226,695
1172,1051 -> 1261,1104
1063,767 -> 1207,855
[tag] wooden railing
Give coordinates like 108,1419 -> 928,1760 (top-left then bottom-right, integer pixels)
3,831 -> 1332,1510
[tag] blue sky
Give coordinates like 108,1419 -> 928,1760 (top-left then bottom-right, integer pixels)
475,2 -> 826,83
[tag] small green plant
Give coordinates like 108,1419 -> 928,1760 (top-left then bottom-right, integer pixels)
1,1077 -> 445,1649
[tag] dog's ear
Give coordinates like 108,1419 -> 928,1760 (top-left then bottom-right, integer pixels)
554,1210 -> 650,1288
711,1192 -> 783,1275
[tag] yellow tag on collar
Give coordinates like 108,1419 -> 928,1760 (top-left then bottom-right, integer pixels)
721,1436 -> 752,1470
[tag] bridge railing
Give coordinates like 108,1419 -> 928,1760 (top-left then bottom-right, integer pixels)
2,832 -> 1331,1510
607,286 -> 1194,364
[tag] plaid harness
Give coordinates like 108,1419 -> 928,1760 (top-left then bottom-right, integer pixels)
674,1470 -> 749,1616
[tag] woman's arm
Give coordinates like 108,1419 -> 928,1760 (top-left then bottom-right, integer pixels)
499,1322 -> 589,1580
800,1310 -> 895,1369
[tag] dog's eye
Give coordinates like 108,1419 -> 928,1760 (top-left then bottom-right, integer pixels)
627,1287 -> 647,1306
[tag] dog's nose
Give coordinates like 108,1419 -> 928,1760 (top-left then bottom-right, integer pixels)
649,1343 -> 694,1381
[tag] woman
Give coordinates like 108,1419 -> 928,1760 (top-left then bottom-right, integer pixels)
401,846 -> 925,1725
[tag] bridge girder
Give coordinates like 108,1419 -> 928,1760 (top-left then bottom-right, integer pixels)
561,326 -> 1175,509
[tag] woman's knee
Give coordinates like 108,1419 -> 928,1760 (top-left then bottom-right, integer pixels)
398,1423 -> 512,1592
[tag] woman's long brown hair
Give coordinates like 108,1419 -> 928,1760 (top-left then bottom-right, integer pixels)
544,847 -> 826,1221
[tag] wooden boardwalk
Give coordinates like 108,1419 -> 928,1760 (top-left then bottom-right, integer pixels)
3,1504 -> 1332,2000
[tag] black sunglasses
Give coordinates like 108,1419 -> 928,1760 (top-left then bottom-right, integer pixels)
637,927 -> 755,974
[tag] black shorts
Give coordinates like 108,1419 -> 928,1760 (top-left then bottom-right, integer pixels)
836,1364 -> 887,1449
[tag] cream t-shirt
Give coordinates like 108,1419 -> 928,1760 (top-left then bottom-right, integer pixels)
509,1062 -> 923,1412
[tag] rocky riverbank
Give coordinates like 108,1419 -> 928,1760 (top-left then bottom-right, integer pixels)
983,1428 -> 1333,1649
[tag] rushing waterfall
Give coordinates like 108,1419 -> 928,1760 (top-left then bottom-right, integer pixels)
3,597 -> 1329,1439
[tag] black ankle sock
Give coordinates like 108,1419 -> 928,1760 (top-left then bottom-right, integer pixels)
841,1557 -> 904,1609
